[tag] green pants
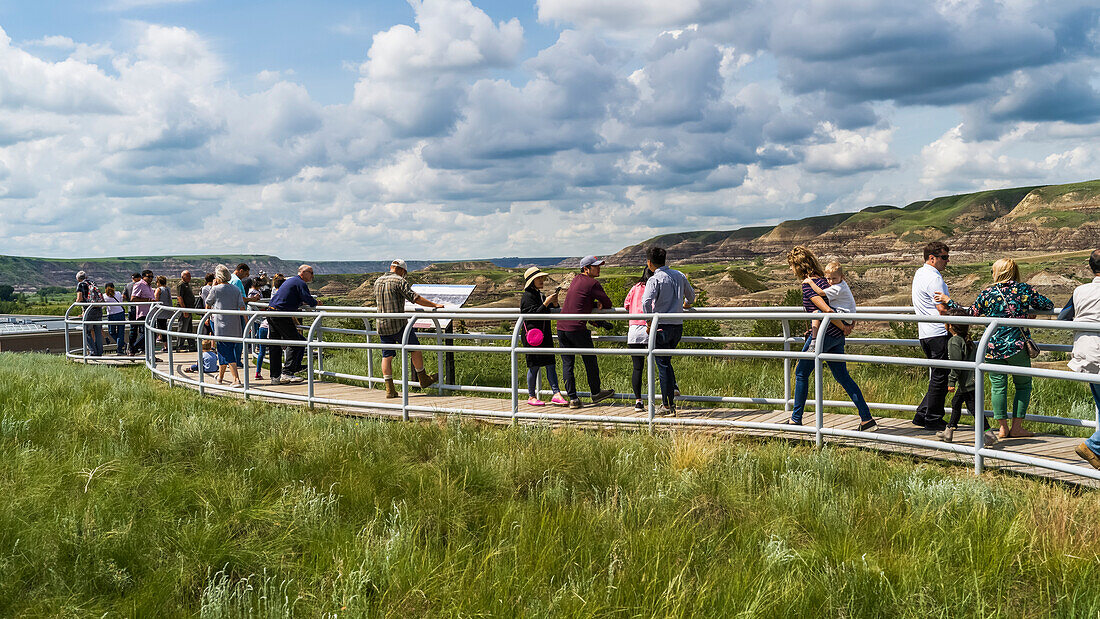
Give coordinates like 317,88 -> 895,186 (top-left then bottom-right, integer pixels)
987,350 -> 1032,420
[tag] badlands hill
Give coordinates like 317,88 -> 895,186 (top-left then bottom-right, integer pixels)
606,180 -> 1100,265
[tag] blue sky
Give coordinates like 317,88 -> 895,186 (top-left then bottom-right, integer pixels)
0,0 -> 1098,260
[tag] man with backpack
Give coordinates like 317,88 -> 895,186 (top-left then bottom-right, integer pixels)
75,271 -> 104,357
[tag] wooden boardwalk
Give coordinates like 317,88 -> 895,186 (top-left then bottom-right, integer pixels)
92,351 -> 1100,488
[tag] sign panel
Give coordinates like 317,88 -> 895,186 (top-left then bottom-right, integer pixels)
408,284 -> 476,329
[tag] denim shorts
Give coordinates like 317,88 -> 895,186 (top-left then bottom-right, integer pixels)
216,341 -> 243,366
379,331 -> 420,358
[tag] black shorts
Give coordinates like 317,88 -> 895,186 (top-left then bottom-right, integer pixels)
379,331 -> 420,358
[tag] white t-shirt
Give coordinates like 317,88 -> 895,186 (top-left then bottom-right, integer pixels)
821,280 -> 856,314
912,263 -> 948,339
1069,277 -> 1100,374
105,291 -> 125,315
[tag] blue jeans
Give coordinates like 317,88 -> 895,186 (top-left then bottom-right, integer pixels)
1081,383 -> 1100,456
107,313 -> 125,350
791,334 -> 873,423
84,324 -> 104,356
527,365 -> 561,398
655,324 -> 683,407
254,326 -> 269,373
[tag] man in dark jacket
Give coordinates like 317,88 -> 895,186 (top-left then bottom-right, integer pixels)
557,256 -> 616,408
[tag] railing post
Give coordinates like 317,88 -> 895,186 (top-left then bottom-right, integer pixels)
974,320 -> 997,476
647,314 -> 661,431
305,312 -> 327,410
510,317 -> 524,424
782,318 -> 791,413
167,308 -> 180,387
64,303 -> 75,361
242,311 -> 260,400
363,317 -> 375,386
401,316 -> 415,422
197,309 -> 207,397
813,315 -> 831,449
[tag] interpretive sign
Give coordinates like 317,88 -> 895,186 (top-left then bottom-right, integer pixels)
408,284 -> 476,329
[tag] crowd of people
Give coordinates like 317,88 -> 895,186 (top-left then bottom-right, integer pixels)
73,244 -> 1100,467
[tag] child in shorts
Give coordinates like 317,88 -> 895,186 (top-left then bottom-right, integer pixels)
804,261 -> 857,327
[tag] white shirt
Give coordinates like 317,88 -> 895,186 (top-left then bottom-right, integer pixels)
821,280 -> 856,314
1069,276 -> 1100,374
912,263 -> 948,339
105,291 -> 125,315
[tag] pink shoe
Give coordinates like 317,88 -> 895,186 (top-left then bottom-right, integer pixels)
550,393 -> 568,406
527,397 -> 546,406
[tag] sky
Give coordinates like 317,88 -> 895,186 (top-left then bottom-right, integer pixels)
1,0 -> 1099,260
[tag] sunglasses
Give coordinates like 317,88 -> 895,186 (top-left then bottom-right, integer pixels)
936,254 -> 950,261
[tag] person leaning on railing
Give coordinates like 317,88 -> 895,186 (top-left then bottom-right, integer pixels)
265,264 -> 318,385
519,267 -> 567,407
556,256 -> 617,409
1057,249 -> 1100,469
935,258 -> 1053,439
641,246 -> 695,417
129,270 -> 156,356
783,246 -> 878,432
75,270 -> 104,357
103,282 -> 126,355
206,265 -> 246,388
373,259 -> 443,399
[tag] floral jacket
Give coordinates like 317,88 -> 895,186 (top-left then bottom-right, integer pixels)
946,281 -> 1053,360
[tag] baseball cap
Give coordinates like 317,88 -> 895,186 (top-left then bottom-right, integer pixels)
579,256 -> 605,269
391,259 -> 408,271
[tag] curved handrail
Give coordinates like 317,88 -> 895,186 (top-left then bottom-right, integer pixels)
67,300 -> 1100,484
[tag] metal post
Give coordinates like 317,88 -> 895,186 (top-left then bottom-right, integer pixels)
813,315 -> 831,449
167,308 -> 180,387
510,317 -> 524,424
305,312 -> 326,410
401,317 -> 415,422
782,318 -> 791,413
647,314 -> 661,431
197,310 -> 207,397
974,320 -> 996,475
363,317 -> 375,386
242,312 -> 260,400
64,304 -> 75,361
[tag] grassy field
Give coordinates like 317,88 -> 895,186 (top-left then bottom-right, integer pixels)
4,352 -> 1100,616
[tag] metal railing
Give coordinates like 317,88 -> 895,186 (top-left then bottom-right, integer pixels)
65,300 -> 1100,483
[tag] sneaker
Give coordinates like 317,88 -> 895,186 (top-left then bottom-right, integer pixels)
858,419 -> 877,433
655,405 -> 676,417
254,373 -> 262,380
527,397 -> 546,407
1076,443 -> 1100,470
550,393 -> 568,406
936,427 -> 955,443
779,418 -> 801,426
568,399 -> 583,409
983,431 -> 999,446
229,382 -> 243,389
591,388 -> 615,404
633,400 -> 644,412
281,374 -> 304,384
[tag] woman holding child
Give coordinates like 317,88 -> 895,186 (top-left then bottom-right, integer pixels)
785,246 -> 877,432
935,258 -> 1052,439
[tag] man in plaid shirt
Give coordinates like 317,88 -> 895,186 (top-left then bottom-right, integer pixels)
374,259 -> 444,398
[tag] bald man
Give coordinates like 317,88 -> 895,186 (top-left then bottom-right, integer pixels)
265,264 -> 319,384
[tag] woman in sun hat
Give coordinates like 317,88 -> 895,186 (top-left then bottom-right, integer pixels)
520,266 -> 568,406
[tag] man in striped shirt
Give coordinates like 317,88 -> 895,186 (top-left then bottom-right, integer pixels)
374,259 -> 444,398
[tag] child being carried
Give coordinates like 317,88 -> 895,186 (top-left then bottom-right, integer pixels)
804,260 -> 857,327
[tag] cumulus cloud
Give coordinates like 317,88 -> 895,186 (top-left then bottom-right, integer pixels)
4,0 -> 1100,261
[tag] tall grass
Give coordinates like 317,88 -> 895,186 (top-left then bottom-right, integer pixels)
3,352 -> 1100,616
